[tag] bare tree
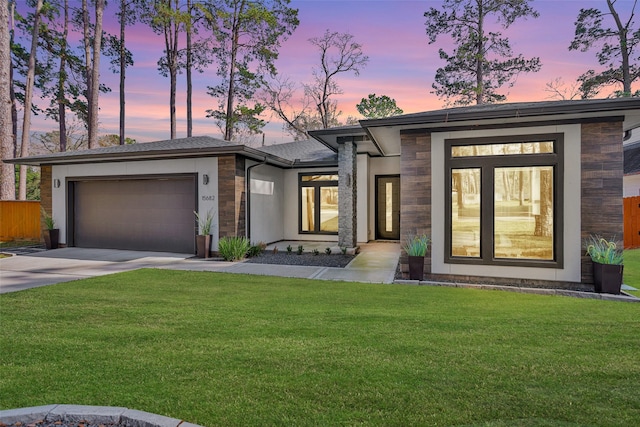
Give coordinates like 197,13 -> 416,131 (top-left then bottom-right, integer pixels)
263,30 -> 368,139
0,0 -> 14,200
306,30 -> 368,128
543,77 -> 583,100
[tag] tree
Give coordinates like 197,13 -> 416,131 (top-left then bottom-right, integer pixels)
356,94 -> 403,118
424,0 -> 541,106
262,30 -> 368,139
148,0 -> 186,140
204,0 -> 299,142
543,77 -> 583,101
569,0 -> 640,98
85,0 -> 104,149
114,0 -> 139,144
306,30 -> 368,128
18,0 -> 43,201
0,0 -> 14,200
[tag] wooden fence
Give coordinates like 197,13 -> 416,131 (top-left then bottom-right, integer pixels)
0,201 -> 41,242
624,196 -> 640,249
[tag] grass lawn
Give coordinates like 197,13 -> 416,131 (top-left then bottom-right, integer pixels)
1,270 -> 639,426
624,248 -> 640,297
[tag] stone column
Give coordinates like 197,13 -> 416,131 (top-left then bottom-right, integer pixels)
338,139 -> 357,248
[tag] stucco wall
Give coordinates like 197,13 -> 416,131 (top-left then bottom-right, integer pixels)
623,174 -> 640,197
51,157 -> 219,248
247,162 -> 284,244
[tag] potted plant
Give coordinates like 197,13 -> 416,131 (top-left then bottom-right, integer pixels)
41,207 -> 59,250
585,235 -> 624,294
194,210 -> 214,258
403,234 -> 430,280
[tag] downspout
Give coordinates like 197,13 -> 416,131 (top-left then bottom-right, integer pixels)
246,158 -> 267,241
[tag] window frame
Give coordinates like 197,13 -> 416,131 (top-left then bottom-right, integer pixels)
298,172 -> 339,235
444,133 -> 564,269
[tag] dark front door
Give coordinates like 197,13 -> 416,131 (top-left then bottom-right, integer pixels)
72,176 -> 197,253
376,175 -> 400,240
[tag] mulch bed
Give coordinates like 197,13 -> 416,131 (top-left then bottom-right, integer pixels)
244,251 -> 355,268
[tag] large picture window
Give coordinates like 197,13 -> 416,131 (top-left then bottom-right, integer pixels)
299,173 -> 338,234
445,134 -> 563,268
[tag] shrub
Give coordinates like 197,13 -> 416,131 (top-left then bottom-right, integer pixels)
247,242 -> 266,258
286,245 -> 293,254
41,207 -> 55,230
218,236 -> 250,261
194,209 -> 214,235
340,246 -> 347,255
312,249 -> 319,256
297,245 -> 304,255
325,247 -> 332,255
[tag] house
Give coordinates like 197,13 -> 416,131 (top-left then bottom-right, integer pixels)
624,138 -> 640,196
8,98 -> 640,289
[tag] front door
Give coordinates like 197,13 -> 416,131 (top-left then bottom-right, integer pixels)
376,175 -> 400,240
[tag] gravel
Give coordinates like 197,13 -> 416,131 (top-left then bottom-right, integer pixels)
244,251 -> 355,268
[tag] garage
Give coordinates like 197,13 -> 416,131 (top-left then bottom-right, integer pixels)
70,175 -> 197,253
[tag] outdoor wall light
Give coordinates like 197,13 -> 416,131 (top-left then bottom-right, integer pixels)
202,174 -> 209,185
53,179 -> 61,188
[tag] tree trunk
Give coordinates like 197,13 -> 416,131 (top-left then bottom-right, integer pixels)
88,0 -> 104,149
536,168 -> 553,237
475,1 -> 484,105
58,0 -> 69,152
18,0 -> 43,200
186,0 -> 192,137
0,0 -> 15,200
607,0 -> 632,95
82,0 -> 92,138
119,0 -> 126,145
225,1 -> 244,141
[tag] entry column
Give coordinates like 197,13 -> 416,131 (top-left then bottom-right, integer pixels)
338,138 -> 357,248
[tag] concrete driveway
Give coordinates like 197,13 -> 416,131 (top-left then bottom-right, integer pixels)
0,248 -> 193,294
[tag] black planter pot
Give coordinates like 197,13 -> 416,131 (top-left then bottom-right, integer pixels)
196,234 -> 211,258
592,262 -> 623,294
408,255 -> 425,280
44,229 -> 59,250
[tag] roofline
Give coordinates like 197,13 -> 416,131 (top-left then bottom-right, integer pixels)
359,98 -> 640,129
3,145 -> 296,168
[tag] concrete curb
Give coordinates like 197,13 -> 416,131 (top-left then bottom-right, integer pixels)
0,405 -> 205,427
393,279 -> 640,302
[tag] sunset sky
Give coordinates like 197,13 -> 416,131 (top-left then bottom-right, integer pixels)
24,0 -> 639,145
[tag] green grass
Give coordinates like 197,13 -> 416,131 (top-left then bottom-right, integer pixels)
1,270 -> 639,426
623,248 -> 640,297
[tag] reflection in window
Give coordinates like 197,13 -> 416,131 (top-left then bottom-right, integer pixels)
385,182 -> 393,232
300,173 -> 338,234
451,168 -> 481,257
494,167 -> 554,260
446,135 -> 562,267
452,141 -> 554,157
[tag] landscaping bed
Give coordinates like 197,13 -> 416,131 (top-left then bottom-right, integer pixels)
244,251 -> 355,267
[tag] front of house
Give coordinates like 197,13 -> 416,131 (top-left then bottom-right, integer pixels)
9,98 -> 640,289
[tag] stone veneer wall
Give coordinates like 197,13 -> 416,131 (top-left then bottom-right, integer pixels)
580,121 -> 624,285
218,155 -> 246,238
40,165 -> 52,242
338,140 -> 357,248
399,131 -> 432,276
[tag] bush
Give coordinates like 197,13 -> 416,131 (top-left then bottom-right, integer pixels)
218,236 -> 250,261
247,242 -> 266,258
286,245 -> 293,254
312,249 -> 319,256
325,247 -> 332,255
297,245 -> 304,255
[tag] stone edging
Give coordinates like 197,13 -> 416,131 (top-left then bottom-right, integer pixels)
0,404 -> 204,427
394,280 -> 640,302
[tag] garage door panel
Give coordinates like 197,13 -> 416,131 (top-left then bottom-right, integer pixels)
74,177 -> 196,253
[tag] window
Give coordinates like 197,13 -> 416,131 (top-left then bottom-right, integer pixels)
299,173 -> 338,234
445,134 -> 563,268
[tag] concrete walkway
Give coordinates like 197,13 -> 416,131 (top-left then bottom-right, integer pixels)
0,242 -> 401,294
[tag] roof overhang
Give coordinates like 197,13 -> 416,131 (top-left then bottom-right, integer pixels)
308,126 -> 384,156
360,98 -> 640,157
4,144 -> 295,168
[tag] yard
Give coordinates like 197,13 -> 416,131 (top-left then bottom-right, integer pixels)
1,269 -> 638,426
